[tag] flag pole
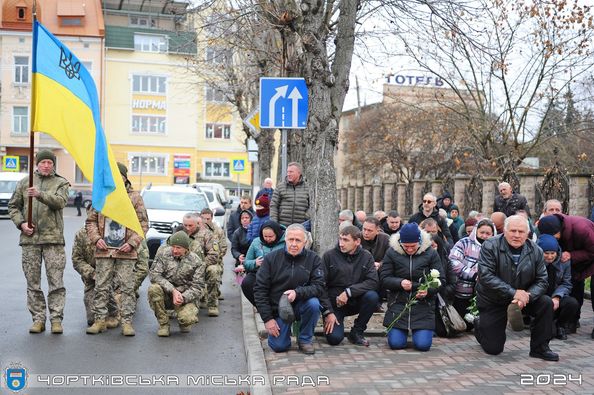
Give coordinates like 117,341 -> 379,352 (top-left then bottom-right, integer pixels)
27,0 -> 37,229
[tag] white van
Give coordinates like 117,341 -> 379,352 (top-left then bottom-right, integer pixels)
0,172 -> 27,217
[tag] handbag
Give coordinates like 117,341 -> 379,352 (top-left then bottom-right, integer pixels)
437,294 -> 467,336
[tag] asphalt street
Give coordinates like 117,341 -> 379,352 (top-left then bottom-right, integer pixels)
0,207 -> 247,394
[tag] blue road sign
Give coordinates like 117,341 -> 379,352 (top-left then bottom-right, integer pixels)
232,159 -> 245,173
259,77 -> 308,129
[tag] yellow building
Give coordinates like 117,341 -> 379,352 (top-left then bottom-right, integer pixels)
0,0 -> 104,187
102,0 -> 251,195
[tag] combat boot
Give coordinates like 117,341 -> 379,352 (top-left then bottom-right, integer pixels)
157,324 -> 170,337
208,306 -> 219,317
121,322 -> 135,336
86,320 -> 106,334
179,324 -> 192,333
105,316 -> 120,329
50,320 -> 63,334
29,322 -> 45,334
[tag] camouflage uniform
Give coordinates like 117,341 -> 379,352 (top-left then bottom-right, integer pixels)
86,184 -> 148,323
148,246 -> 205,327
194,227 -> 222,309
8,170 -> 69,323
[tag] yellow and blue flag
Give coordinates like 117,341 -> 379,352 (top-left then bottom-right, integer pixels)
31,20 -> 143,237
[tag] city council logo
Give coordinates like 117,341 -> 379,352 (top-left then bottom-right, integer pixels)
3,363 -> 28,392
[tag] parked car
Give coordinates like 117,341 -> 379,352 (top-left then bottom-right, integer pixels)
67,189 -> 92,208
193,182 -> 229,230
0,172 -> 27,217
141,184 -> 210,259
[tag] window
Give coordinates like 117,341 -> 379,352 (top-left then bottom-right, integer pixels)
204,161 -> 230,178
74,165 -> 90,184
130,15 -> 153,27
132,115 -> 166,134
206,47 -> 232,66
205,123 -> 231,139
205,86 -> 225,102
13,107 -> 28,134
134,34 -> 167,53
204,14 -> 234,37
17,7 -> 26,20
130,155 -> 167,175
14,56 -> 29,84
60,17 -> 82,26
132,75 -> 166,94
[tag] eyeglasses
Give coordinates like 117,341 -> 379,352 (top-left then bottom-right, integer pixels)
423,200 -> 435,204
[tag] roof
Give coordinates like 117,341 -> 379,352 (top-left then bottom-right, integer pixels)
105,25 -> 196,54
103,0 -> 189,15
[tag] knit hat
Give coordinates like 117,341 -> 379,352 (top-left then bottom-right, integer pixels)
537,234 -> 559,252
450,204 -> 459,212
399,223 -> 421,243
255,194 -> 270,217
35,149 -> 56,165
538,215 -> 562,235
169,231 -> 190,249
117,162 -> 128,179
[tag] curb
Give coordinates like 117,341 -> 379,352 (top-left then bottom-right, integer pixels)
241,293 -> 272,395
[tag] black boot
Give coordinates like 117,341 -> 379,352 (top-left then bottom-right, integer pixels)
565,322 -> 577,334
529,344 -> 559,361
555,325 -> 567,340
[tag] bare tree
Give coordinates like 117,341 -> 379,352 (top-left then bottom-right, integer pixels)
386,0 -> 594,175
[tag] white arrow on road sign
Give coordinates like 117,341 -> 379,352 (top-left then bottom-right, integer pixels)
288,87 -> 302,129
269,86 -> 288,129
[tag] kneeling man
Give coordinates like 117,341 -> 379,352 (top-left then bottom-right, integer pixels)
148,231 -> 205,337
254,224 -> 324,354
321,225 -> 379,346
475,215 -> 558,361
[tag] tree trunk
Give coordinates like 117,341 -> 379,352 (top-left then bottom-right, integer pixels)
255,128 -> 275,183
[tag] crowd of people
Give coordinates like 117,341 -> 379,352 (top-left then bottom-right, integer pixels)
8,154 -> 594,362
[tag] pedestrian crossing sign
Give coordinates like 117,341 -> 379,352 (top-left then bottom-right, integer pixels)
2,156 -> 19,171
231,158 -> 246,174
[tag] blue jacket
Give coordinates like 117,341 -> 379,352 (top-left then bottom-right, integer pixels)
244,232 -> 286,272
247,214 -> 270,243
546,248 -> 573,299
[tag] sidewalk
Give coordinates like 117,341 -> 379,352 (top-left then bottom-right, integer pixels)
243,297 -> 594,394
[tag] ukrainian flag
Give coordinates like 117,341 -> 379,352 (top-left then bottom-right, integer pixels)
31,20 -> 144,237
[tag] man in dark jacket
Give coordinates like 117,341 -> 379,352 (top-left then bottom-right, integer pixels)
361,217 -> 390,269
227,195 -> 254,240
270,162 -> 310,227
475,215 -> 557,361
409,193 -> 453,245
493,182 -> 530,217
320,226 -> 379,346
254,223 -> 324,354
381,210 -> 402,236
537,213 -> 594,336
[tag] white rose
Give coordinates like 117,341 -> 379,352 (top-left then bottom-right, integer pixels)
430,269 -> 440,279
464,313 -> 475,323
434,279 -> 441,287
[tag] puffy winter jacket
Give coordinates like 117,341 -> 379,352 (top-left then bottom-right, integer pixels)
270,176 -> 310,226
380,231 -> 444,331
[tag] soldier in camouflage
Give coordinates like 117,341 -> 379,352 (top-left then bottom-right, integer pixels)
85,162 -> 148,336
200,208 -> 227,317
148,231 -> 205,337
72,221 -> 149,327
8,150 -> 70,334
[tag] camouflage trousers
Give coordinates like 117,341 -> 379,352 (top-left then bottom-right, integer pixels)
83,282 -> 119,325
147,284 -> 198,327
21,244 -> 66,323
93,258 -> 136,322
205,264 -> 222,309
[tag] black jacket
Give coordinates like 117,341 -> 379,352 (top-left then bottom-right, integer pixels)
254,247 -> 324,323
493,193 -> 530,218
320,246 -> 378,315
270,176 -> 310,226
227,206 -> 255,239
409,205 -> 453,245
231,226 -> 250,263
475,234 -> 547,306
361,232 -> 390,262
380,232 -> 444,331
381,221 -> 401,236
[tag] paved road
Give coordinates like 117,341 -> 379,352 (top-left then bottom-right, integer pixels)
0,208 -> 247,394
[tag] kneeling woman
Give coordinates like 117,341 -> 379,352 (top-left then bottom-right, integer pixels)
380,223 -> 444,351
